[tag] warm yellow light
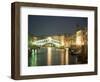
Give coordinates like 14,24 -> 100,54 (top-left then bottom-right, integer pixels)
47,47 -> 52,65
60,36 -> 64,46
76,34 -> 85,46
76,30 -> 85,46
48,37 -> 52,41
76,36 -> 82,46
61,41 -> 64,46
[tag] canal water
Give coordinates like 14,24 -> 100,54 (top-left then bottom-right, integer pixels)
28,47 -> 66,66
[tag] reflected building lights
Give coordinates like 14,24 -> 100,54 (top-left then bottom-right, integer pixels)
28,28 -> 87,66
47,47 -> 52,65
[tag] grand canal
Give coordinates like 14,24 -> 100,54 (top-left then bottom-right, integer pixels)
28,47 -> 69,66
28,30 -> 88,66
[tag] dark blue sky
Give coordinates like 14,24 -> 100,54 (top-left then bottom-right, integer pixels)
28,15 -> 87,36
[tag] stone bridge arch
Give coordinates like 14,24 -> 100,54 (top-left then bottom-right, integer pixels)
32,37 -> 61,47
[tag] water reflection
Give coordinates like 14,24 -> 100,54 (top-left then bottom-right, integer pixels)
28,47 -> 68,66
47,47 -> 52,65
28,28 -> 88,66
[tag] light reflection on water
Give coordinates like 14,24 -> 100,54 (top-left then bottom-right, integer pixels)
47,47 -> 52,65
28,47 -> 68,66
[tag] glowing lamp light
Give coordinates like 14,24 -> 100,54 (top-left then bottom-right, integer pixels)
61,42 -> 64,46
76,36 -> 82,46
48,37 -> 52,42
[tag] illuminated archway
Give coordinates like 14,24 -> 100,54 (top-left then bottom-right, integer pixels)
32,37 -> 62,47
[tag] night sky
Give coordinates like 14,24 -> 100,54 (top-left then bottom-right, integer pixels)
28,15 -> 87,36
